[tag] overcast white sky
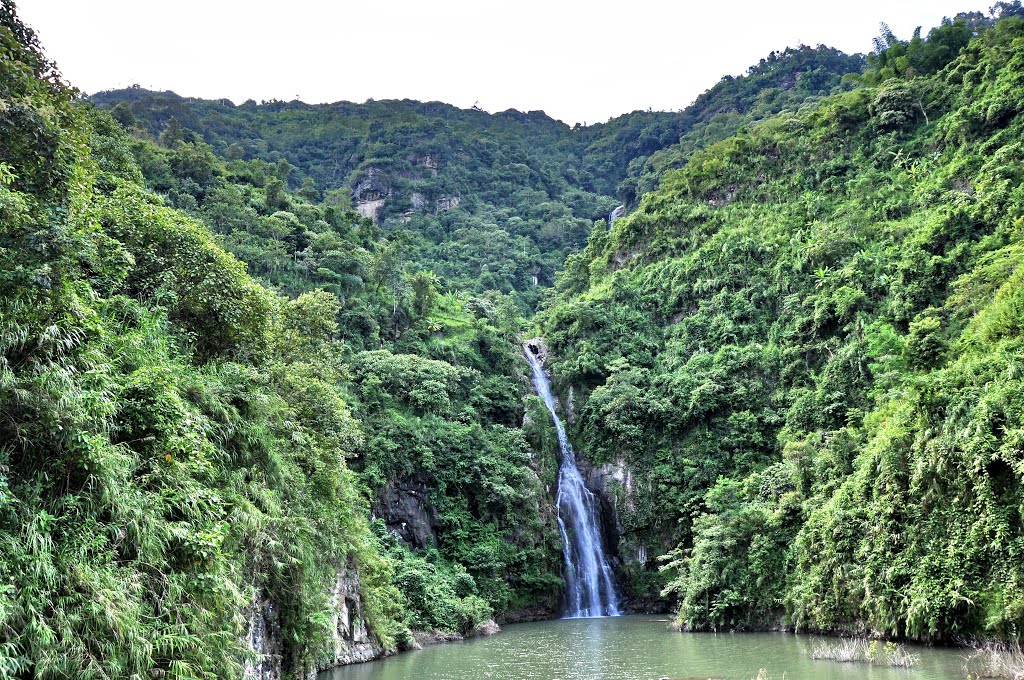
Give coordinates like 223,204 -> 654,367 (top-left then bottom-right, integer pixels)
19,0 -> 995,125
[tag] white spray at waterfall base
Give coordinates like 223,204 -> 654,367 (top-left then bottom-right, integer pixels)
525,343 -> 620,618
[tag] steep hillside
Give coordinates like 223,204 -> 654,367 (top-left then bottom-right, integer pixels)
581,45 -> 865,203
0,3 -> 562,677
7,0 -> 1024,676
89,92 -> 612,304
90,47 -> 863,307
540,7 -> 1024,639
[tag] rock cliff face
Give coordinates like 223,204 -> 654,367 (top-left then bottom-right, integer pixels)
581,449 -> 671,613
586,457 -> 647,565
578,455 -> 672,613
356,198 -> 385,223
243,568 -> 386,680
419,155 -> 439,177
374,476 -> 438,549
244,598 -> 282,680
324,569 -> 387,667
353,168 -> 390,224
435,196 -> 460,213
351,165 -> 460,224
524,337 -> 549,363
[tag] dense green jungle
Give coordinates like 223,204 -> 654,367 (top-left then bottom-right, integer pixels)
2,0 -> 1024,677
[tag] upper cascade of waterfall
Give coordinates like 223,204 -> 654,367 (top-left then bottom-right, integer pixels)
524,341 -> 620,618
607,204 -> 626,227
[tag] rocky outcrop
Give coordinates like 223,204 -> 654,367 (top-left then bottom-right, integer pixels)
421,155 -> 439,177
590,456 -> 635,513
565,385 -> 577,425
374,476 -> 438,549
586,456 -> 637,560
353,165 -> 458,223
585,455 -> 670,612
413,619 -> 501,647
243,568 -> 387,680
356,198 -> 385,223
524,337 -> 549,364
497,605 -> 556,624
353,168 -> 389,202
435,196 -> 460,213
324,569 -> 387,667
244,598 -> 282,680
353,168 -> 390,224
607,204 -> 626,226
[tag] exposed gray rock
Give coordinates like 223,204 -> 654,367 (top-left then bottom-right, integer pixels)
497,605 -> 556,624
324,569 -> 387,667
523,337 -> 549,364
413,619 -> 501,647
243,568 -> 387,680
355,198 -> 385,223
585,455 -> 669,611
472,619 -> 501,637
353,168 -> 390,224
586,456 -> 633,554
374,476 -> 438,549
435,196 -> 460,213
421,155 -> 439,176
590,456 -> 634,507
353,168 -> 389,202
244,597 -> 282,680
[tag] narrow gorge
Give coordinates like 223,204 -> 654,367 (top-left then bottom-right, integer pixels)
4,1 -> 1024,679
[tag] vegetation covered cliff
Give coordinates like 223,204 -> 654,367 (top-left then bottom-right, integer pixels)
540,4 -> 1024,640
4,0 -> 1024,677
0,3 -> 561,677
89,43 -> 863,309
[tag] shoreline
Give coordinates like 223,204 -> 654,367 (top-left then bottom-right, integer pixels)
319,612 -> 1022,677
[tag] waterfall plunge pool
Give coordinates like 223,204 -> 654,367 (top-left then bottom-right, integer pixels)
318,616 -> 970,680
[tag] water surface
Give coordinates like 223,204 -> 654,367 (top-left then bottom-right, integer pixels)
320,616 -> 968,680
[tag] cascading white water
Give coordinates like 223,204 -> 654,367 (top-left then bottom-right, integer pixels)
607,204 -> 626,227
525,344 -> 620,618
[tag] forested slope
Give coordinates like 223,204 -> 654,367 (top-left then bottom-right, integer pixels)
6,0 -> 1024,677
90,47 -> 863,307
581,45 -> 865,203
540,7 -> 1024,639
0,4 -> 561,677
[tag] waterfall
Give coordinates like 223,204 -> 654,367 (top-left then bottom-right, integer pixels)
525,343 -> 620,618
607,204 -> 626,227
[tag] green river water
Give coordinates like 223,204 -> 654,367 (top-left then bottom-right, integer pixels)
319,616 -> 971,680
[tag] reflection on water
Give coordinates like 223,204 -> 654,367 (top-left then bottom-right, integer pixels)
319,616 -> 968,680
